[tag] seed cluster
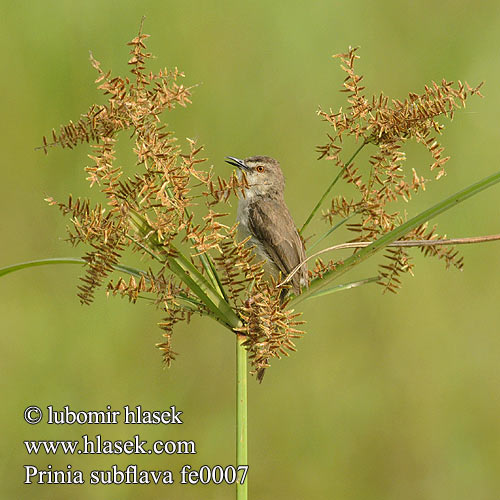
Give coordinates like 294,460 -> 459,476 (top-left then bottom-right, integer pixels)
41,26 -> 483,377
315,47 -> 482,291
42,22 -> 304,378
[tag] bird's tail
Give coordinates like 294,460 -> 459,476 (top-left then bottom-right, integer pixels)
256,367 -> 266,383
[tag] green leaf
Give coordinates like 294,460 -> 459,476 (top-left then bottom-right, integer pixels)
0,257 -> 154,278
167,251 -> 241,329
128,210 -> 240,329
0,257 -> 85,277
305,276 -> 378,299
293,169 -> 500,304
0,257 -> 216,315
0,257 -> 146,280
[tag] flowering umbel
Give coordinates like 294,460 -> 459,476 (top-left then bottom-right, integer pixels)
42,22 -> 304,378
313,47 -> 483,292
41,25 -> 485,378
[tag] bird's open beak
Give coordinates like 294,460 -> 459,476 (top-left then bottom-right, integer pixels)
225,156 -> 249,171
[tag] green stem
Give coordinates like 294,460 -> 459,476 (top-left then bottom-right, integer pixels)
307,211 -> 359,252
305,276 -> 379,299
293,169 -> 500,304
236,334 -> 248,500
165,185 -> 227,300
300,140 -> 367,235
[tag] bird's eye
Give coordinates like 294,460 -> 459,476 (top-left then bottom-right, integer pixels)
256,165 -> 265,173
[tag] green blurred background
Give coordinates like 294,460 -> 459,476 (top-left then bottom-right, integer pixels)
2,1 -> 500,499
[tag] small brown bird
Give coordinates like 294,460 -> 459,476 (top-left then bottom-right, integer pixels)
225,155 -> 308,296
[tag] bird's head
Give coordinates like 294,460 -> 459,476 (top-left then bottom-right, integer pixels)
225,155 -> 285,198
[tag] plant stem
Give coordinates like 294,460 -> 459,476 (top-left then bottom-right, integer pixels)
236,334 -> 248,500
305,276 -> 379,299
299,140 -> 367,235
307,211 -> 359,252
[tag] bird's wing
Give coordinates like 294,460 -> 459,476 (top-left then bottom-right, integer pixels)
247,199 -> 307,293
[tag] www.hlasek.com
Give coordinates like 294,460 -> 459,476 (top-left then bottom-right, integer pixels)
25,434 -> 196,456
23,404 -> 248,486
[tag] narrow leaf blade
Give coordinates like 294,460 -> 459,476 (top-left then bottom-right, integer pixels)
293,170 -> 500,304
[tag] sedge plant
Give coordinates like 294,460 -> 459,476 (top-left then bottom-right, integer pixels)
2,22 -> 500,500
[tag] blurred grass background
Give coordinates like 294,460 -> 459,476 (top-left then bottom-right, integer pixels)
1,1 -> 500,499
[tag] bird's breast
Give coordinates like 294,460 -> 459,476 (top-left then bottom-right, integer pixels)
236,198 -> 280,277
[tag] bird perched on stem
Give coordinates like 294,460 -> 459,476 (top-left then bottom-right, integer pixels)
225,155 -> 308,298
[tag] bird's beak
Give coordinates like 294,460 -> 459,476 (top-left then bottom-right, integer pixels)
225,156 -> 249,171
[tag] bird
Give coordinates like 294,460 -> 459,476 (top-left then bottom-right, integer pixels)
225,155 -> 308,297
